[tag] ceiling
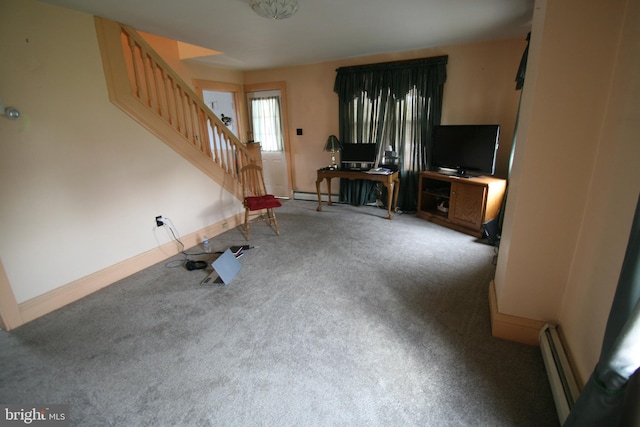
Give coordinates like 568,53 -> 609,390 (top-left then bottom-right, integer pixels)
38,0 -> 534,71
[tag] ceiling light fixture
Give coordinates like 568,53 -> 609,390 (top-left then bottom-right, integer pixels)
250,0 -> 298,20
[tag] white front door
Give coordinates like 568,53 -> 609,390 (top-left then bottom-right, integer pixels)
247,90 -> 289,198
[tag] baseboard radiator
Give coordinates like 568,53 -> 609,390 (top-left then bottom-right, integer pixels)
539,323 -> 580,424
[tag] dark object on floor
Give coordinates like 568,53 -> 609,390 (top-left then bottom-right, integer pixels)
483,218 -> 500,246
185,260 -> 207,271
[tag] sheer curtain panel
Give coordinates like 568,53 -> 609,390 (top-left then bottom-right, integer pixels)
251,97 -> 284,152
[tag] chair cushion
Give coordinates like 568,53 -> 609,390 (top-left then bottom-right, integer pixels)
245,195 -> 282,210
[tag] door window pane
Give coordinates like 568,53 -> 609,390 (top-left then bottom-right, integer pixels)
251,97 -> 284,152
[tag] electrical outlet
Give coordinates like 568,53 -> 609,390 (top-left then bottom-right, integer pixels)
155,216 -> 164,227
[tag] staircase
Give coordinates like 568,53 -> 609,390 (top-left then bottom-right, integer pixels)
94,17 -> 255,199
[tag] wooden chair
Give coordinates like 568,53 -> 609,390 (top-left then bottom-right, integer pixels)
240,162 -> 282,241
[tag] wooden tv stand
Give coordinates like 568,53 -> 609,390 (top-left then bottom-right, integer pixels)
417,171 -> 506,237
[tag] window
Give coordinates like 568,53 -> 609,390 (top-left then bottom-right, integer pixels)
250,97 -> 283,152
335,56 -> 447,210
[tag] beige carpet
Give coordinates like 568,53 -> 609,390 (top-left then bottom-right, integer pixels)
0,200 -> 558,426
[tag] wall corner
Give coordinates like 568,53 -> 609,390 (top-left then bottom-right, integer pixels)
489,280 -> 545,346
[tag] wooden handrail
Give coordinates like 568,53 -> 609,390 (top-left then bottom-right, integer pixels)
94,17 -> 254,198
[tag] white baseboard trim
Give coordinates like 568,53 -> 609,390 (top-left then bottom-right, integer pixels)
293,191 -> 339,203
11,213 -> 243,328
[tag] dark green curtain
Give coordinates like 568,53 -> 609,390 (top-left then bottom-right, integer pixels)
496,32 -> 531,238
334,56 -> 447,211
515,32 -> 530,91
563,194 -> 640,426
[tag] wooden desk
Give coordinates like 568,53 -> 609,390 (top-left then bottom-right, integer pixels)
315,169 -> 400,219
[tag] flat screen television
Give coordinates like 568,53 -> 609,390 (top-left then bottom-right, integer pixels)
341,143 -> 377,169
431,124 -> 500,177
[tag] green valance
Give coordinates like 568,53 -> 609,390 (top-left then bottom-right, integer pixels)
334,56 -> 448,101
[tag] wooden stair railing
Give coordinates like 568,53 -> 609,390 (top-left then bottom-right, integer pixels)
94,17 -> 254,199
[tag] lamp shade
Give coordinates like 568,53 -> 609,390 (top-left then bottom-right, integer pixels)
250,0 -> 299,19
325,135 -> 342,152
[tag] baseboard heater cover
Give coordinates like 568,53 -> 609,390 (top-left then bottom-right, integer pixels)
539,323 -> 580,424
293,191 -> 339,203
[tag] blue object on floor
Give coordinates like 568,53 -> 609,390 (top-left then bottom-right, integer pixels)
211,249 -> 241,285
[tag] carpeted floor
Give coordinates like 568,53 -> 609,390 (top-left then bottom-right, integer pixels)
0,200 -> 559,426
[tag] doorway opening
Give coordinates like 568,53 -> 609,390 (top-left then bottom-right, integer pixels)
246,85 -> 292,199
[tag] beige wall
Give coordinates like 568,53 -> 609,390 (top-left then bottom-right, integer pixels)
0,0 -> 242,306
244,38 -> 526,193
495,0 -> 640,382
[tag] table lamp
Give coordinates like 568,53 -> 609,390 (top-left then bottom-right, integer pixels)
324,135 -> 342,170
